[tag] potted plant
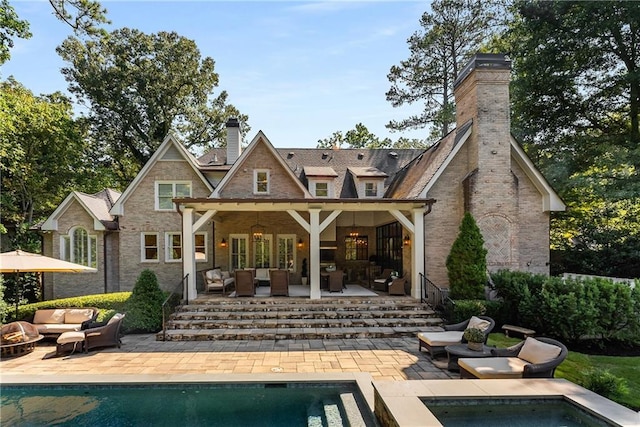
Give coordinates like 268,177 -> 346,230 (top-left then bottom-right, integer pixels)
301,258 -> 308,285
463,327 -> 485,351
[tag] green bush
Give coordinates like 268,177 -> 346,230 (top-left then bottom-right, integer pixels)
446,299 -> 487,323
580,369 -> 629,400
0,277 -> 8,324
10,292 -> 130,322
124,269 -> 166,333
491,269 -> 546,326
446,212 -> 487,299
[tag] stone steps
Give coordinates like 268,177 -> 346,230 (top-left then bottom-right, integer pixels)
158,296 -> 443,341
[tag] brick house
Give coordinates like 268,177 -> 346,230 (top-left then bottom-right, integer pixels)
40,53 -> 564,300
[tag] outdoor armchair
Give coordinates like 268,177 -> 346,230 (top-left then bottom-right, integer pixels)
372,269 -> 394,291
84,313 -> 125,352
459,337 -> 568,379
328,269 -> 344,293
235,270 -> 256,297
417,315 -> 495,359
388,276 -> 407,296
269,270 -> 289,296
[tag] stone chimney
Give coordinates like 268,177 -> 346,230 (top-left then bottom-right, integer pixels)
226,118 -> 241,164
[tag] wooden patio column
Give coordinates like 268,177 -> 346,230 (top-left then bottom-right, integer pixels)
182,207 -> 197,301
309,208 -> 321,300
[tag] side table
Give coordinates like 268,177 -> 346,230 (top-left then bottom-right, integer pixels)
445,344 -> 493,371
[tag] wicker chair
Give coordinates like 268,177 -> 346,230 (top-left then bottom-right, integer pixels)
388,276 -> 408,296
84,313 -> 126,352
235,270 -> 256,297
328,270 -> 344,293
269,270 -> 289,296
417,315 -> 495,359
372,269 -> 394,291
459,337 -> 568,379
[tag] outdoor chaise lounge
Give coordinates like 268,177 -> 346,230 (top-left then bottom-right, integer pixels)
269,269 -> 289,296
458,336 -> 568,379
55,313 -> 125,356
417,315 -> 495,359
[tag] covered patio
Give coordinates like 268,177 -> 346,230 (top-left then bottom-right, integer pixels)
176,199 -> 435,301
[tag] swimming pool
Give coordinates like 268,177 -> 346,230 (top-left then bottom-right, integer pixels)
423,398 -> 613,427
1,381 -> 375,426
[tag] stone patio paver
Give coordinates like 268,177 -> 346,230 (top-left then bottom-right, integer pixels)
0,334 -> 456,381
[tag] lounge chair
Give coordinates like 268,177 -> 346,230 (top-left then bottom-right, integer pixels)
459,337 -> 568,379
417,315 -> 495,359
388,276 -> 407,296
84,313 -> 126,352
328,269 -> 344,293
235,270 -> 256,297
372,269 -> 394,291
269,270 -> 289,296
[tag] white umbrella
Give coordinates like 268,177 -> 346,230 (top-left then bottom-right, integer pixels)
0,250 -> 97,273
0,250 -> 97,312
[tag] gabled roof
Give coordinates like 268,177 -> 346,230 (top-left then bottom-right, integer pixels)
303,166 -> 338,177
110,133 -> 213,216
211,131 -> 312,198
348,166 -> 388,178
41,189 -> 122,231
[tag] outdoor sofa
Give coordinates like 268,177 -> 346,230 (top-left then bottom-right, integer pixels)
31,307 -> 99,337
203,268 -> 235,295
458,336 -> 568,379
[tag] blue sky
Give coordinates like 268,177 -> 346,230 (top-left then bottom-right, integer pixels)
3,1 -> 430,148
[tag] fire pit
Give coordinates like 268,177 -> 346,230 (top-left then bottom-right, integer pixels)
1,321 -> 43,358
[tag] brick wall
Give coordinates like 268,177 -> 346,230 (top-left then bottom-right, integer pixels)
118,159 -> 213,291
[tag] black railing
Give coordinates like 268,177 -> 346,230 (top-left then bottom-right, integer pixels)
160,274 -> 188,342
419,273 -> 450,310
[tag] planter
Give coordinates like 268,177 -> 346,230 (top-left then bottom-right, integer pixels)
301,277 -> 308,286
467,341 -> 483,351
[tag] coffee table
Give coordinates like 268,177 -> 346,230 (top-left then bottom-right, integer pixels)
445,343 -> 493,371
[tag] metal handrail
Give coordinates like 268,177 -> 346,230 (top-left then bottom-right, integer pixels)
419,273 -> 450,310
161,274 -> 188,342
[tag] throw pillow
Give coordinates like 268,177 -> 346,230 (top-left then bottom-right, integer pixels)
518,337 -> 562,365
467,316 -> 491,332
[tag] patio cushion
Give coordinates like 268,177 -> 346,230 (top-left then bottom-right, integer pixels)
33,309 -> 66,324
458,357 -> 529,379
56,331 -> 85,345
65,308 -> 95,324
518,337 -> 562,365
417,331 -> 464,347
206,269 -> 222,281
467,315 -> 492,332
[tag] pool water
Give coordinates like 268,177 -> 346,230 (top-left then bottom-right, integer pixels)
423,398 -> 612,427
1,383 -> 370,426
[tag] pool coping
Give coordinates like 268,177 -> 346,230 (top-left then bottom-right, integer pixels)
372,378 -> 640,427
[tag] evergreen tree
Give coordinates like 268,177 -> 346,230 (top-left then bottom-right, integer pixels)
124,269 -> 165,333
446,212 -> 487,299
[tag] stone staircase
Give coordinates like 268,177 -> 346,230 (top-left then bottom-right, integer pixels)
158,296 -> 443,341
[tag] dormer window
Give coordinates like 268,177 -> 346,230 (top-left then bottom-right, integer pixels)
315,182 -> 329,197
348,167 -> 387,199
254,170 -> 270,194
365,182 -> 377,197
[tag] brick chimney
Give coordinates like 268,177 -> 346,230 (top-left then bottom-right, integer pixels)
454,53 -> 512,204
226,118 -> 241,164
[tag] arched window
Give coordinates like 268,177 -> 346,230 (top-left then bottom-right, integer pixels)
61,227 -> 97,268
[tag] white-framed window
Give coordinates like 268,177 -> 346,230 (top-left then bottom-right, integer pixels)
277,234 -> 296,271
155,181 -> 192,211
364,182 -> 377,197
165,232 -> 182,262
164,232 -> 207,262
253,233 -> 272,268
230,234 -> 248,270
314,182 -> 328,197
141,233 -> 159,262
61,226 -> 97,268
253,170 -> 270,194
195,232 -> 207,262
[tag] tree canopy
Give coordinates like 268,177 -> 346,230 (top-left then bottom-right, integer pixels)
0,0 -> 31,65
0,78 -> 103,227
504,0 -> 640,278
56,28 -> 248,184
316,122 -> 427,149
386,0 -> 505,142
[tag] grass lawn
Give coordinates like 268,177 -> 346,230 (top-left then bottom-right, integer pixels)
487,333 -> 640,411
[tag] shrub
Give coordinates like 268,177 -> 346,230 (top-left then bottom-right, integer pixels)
0,277 -> 7,324
124,269 -> 166,333
446,212 -> 487,299
580,369 -> 629,400
10,292 -> 130,322
491,269 -> 546,326
446,299 -> 487,323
